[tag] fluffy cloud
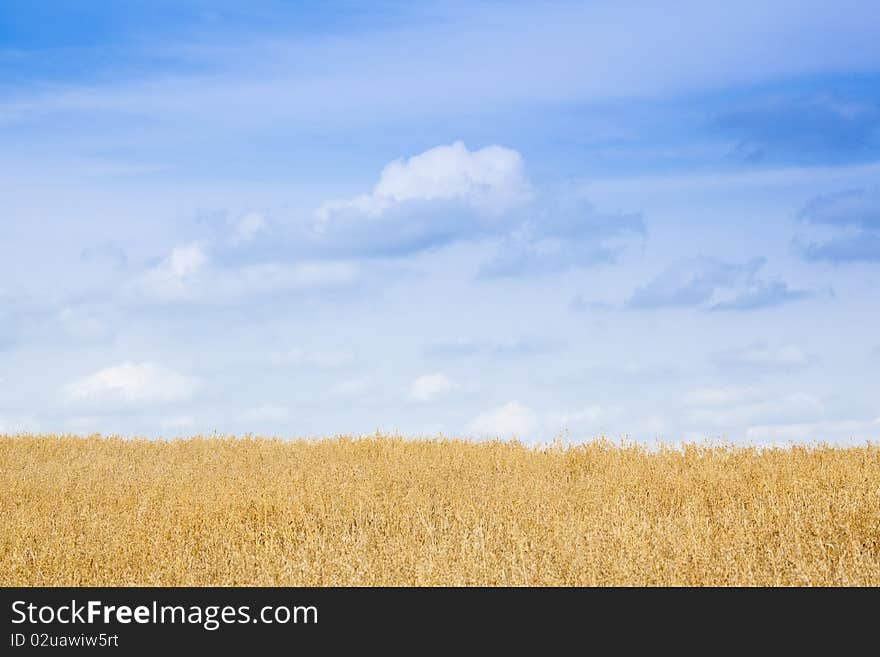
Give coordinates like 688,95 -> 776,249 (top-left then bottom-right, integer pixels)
469,401 -> 538,438
65,362 -> 200,407
626,257 -> 812,311
310,142 -> 530,257
310,141 -> 641,268
130,144 -> 640,282
795,189 -> 880,263
408,373 -> 458,402
318,141 -> 531,220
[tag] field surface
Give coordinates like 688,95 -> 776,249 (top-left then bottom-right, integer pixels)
2,435 -> 879,586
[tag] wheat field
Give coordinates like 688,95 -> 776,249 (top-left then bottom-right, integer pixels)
1,434 -> 878,586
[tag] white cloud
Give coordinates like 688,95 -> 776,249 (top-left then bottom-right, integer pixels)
230,212 -> 269,245
375,142 -> 530,208
316,141 -> 531,223
307,141 -> 640,266
310,142 -> 533,256
271,348 -> 353,369
65,362 -> 200,407
408,372 -> 459,402
139,243 -> 208,301
239,404 -> 289,423
469,401 -> 538,438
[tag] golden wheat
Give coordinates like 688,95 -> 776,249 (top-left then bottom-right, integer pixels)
1,434 -> 878,586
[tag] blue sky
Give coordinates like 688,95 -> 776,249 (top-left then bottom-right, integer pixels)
1,0 -> 879,444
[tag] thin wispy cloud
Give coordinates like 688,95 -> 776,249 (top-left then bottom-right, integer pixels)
136,243 -> 358,304
424,337 -> 556,359
715,344 -> 811,371
626,258 -> 814,311
716,95 -> 880,164
4,1 -> 879,130
794,189 -> 880,262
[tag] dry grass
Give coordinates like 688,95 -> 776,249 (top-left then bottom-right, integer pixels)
1,433 -> 879,586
